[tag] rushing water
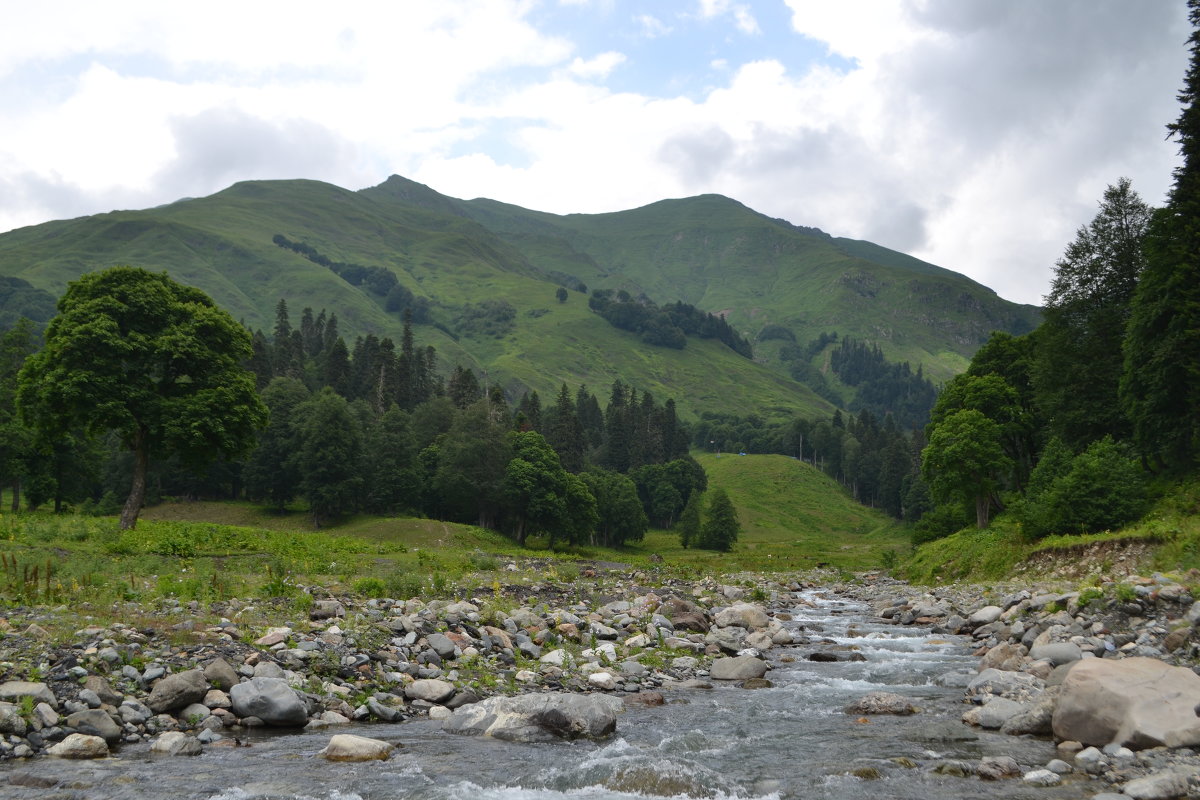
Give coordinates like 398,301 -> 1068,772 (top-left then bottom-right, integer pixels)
1,590 -> 1098,800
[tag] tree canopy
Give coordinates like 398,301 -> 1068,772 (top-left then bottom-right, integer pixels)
16,267 -> 267,529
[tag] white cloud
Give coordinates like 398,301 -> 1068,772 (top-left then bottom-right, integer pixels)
567,51 -> 627,80
0,1 -> 1191,306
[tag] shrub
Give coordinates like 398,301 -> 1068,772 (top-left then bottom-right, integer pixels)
1018,436 -> 1148,537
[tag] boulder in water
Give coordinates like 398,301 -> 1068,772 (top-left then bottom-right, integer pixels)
710,655 -> 768,680
230,677 -> 309,727
442,692 -> 624,742
318,734 -> 396,761
843,691 -> 920,716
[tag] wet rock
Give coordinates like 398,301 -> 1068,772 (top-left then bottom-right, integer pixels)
977,756 -> 1021,780
318,733 -> 395,761
150,731 -> 203,756
47,733 -> 108,759
808,650 -> 866,663
229,677 -> 308,727
843,691 -> 920,716
709,655 -> 768,680
443,692 -> 625,742
1022,769 -> 1062,786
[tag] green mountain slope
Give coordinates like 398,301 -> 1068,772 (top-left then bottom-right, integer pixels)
0,173 -> 1038,420
363,176 -> 1040,381
0,179 -> 834,419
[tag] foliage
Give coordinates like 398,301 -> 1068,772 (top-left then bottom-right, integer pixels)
1015,436 -> 1148,537
922,409 -> 1010,529
1121,2 -> 1200,474
16,267 -> 267,529
829,337 -> 938,430
697,487 -> 740,551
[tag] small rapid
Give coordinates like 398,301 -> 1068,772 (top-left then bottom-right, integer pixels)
0,588 -> 1097,800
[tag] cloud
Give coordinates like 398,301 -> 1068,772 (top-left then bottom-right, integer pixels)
567,51 -> 627,80
697,0 -> 761,34
635,13 -> 673,39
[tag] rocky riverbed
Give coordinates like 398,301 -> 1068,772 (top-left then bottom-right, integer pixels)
3,565 -> 1200,798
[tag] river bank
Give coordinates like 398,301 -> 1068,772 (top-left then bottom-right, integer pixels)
3,564 -> 1200,797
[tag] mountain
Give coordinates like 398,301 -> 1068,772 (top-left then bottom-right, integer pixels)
0,175 -> 1039,421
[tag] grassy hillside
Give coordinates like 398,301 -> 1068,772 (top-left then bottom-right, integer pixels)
639,452 -> 907,572
0,173 -> 1038,420
365,178 -> 1041,382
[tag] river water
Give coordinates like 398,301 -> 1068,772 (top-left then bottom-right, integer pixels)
2,589 -> 1098,800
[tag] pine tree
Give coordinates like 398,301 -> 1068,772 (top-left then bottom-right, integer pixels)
676,489 -> 702,548
1121,0 -> 1200,472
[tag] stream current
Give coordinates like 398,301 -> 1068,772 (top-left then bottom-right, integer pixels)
1,589 -> 1098,800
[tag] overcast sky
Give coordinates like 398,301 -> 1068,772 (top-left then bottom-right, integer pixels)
0,1 -> 1190,306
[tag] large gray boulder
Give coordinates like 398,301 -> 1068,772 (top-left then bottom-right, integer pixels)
443,692 -> 625,742
714,603 -> 769,630
0,702 -> 27,735
229,677 -> 309,726
150,731 -> 203,756
710,655 -> 768,681
66,709 -> 123,743
1052,657 -> 1200,749
405,679 -> 455,704
146,669 -> 209,713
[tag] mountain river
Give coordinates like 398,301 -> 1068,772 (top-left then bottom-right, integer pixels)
1,589 -> 1099,800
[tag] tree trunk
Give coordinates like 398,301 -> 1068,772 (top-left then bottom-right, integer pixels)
975,494 -> 990,529
120,429 -> 149,530
10,479 -> 19,512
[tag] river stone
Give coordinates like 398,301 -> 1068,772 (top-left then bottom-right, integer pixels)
967,668 -> 1044,702
710,656 -> 768,681
150,731 -> 203,756
706,627 -> 746,653
977,756 -> 1021,780
714,603 -> 769,630
979,642 -> 1027,672
442,692 -> 625,742
405,679 -> 455,704
66,708 -> 122,743
1000,689 -> 1058,736
203,658 -> 240,691
0,702 -> 27,735
670,611 -> 709,632
318,734 -> 395,761
843,691 -> 919,716
229,677 -> 308,726
969,606 -> 1004,625
589,672 -> 618,690
1030,642 -> 1083,666
1023,769 -> 1062,787
974,697 -> 1025,729
146,669 -> 209,713
426,633 -> 457,659
1052,657 -> 1200,749
82,676 -> 123,706
48,733 -> 109,759
1122,769 -> 1196,800
0,680 -> 57,709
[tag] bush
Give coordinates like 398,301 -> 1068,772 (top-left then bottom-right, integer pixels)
912,503 -> 972,545
1018,436 -> 1148,537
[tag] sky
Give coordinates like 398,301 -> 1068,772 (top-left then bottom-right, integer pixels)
0,1 -> 1190,306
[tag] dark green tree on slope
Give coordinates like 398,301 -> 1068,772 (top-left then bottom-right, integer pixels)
1122,0 -> 1200,473
17,267 -> 267,529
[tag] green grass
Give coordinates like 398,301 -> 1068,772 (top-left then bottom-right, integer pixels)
628,452 -> 908,572
902,478 -> 1200,584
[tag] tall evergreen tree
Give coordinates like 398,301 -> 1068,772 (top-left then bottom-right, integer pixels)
1036,178 -> 1151,448
698,487 -> 739,552
545,384 -> 585,472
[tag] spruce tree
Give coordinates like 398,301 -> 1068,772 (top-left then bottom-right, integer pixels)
1121,0 -> 1200,472
699,488 -> 739,552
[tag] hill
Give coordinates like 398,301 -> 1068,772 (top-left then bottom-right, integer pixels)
0,175 -> 1039,420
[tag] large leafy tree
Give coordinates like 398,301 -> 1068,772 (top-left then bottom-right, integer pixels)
1036,178 -> 1151,448
581,469 -> 647,547
921,409 -> 1010,529
1122,0 -> 1200,473
17,267 -> 267,529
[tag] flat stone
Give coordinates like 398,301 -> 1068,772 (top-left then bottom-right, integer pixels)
65,709 -> 122,743
443,692 -> 625,742
405,679 -> 455,704
0,680 -> 57,709
1122,769 -> 1195,800
843,691 -> 919,716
